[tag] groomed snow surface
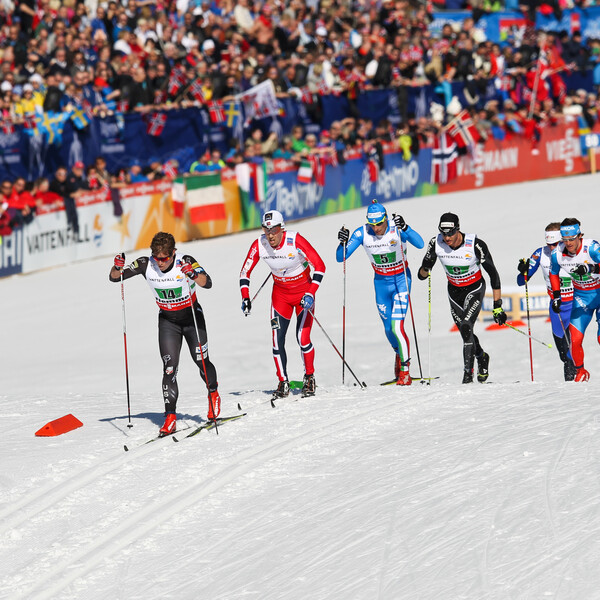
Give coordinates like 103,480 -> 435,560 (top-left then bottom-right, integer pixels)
2,174 -> 600,600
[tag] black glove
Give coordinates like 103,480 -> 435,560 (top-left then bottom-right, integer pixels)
551,290 -> 562,313
392,213 -> 408,231
492,299 -> 507,325
517,258 -> 529,276
571,264 -> 591,279
241,298 -> 251,316
338,226 -> 349,245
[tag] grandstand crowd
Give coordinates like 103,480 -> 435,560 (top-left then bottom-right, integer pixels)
0,0 -> 599,236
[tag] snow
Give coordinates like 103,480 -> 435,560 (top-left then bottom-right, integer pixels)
2,174 -> 600,599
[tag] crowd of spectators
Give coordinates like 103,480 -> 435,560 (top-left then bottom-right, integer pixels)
1,0 -> 600,237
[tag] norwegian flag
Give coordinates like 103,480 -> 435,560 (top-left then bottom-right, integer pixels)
309,154 -> 326,187
447,109 -> 481,149
207,100 -> 225,124
431,133 -> 458,185
116,100 -> 130,113
162,159 -> 178,179
154,90 -> 167,104
146,112 -> 167,136
167,66 -> 186,96
317,80 -> 330,96
0,119 -> 14,135
300,87 -> 314,105
188,79 -> 205,103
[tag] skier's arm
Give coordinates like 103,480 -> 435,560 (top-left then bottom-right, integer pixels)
109,256 -> 148,282
336,227 -> 363,262
401,225 -> 424,249
297,233 -> 326,297
239,240 -> 261,300
475,237 -> 501,293
516,248 -> 541,286
181,255 -> 211,288
548,248 -> 562,293
417,237 -> 437,280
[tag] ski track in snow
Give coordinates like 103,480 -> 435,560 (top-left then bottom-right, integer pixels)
3,175 -> 600,599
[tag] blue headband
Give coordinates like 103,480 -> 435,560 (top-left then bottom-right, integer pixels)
560,223 -> 581,239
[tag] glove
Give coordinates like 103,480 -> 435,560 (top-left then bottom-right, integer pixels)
492,299 -> 507,325
551,290 -> 562,313
571,264 -> 591,279
301,293 -> 314,311
114,253 -> 125,271
241,297 -> 251,316
180,262 -> 197,279
338,226 -> 349,245
517,258 -> 529,276
392,213 -> 408,231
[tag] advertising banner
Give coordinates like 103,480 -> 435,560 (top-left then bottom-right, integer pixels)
438,119 -> 586,193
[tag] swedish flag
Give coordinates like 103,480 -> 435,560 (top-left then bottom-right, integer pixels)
223,100 -> 241,129
70,106 -> 90,130
40,111 -> 70,145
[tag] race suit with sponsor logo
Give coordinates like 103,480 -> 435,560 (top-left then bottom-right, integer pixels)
110,253 -> 217,413
240,231 -> 326,382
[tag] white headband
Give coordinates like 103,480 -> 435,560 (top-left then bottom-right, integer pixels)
545,230 -> 561,244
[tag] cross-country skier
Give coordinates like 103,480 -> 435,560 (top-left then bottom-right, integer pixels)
336,200 -> 424,385
549,218 -> 600,382
417,212 -> 507,383
109,231 -> 220,436
239,210 -> 326,399
517,222 -> 576,381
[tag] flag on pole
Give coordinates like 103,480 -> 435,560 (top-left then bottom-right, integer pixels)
297,160 -> 313,184
431,132 -> 458,184
186,172 -> 227,222
447,109 -> 480,148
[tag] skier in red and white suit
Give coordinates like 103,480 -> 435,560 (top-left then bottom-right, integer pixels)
239,210 -> 326,399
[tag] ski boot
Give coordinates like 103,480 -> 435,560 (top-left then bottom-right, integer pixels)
462,370 -> 474,384
302,374 -> 316,397
272,380 -> 290,399
476,352 -> 489,383
575,367 -> 590,382
159,413 -> 177,436
207,389 -> 221,420
396,371 -> 412,386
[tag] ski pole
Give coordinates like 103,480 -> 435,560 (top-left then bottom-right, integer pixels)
557,312 -> 573,360
396,232 -> 424,380
524,270 -> 534,381
503,322 -> 553,348
251,272 -> 272,303
119,252 -> 133,429
185,274 -> 218,434
309,309 -> 366,388
427,272 -> 432,385
342,239 -> 347,385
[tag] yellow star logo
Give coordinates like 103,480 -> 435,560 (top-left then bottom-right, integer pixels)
112,211 -> 131,245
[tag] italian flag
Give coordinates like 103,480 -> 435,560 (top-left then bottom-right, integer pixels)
297,160 -> 313,184
171,177 -> 185,218
186,172 -> 226,223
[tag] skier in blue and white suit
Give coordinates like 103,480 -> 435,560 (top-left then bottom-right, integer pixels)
336,200 -> 424,385
517,222 -> 576,381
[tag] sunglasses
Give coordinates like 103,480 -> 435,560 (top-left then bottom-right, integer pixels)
263,225 -> 282,234
439,227 -> 459,236
368,218 -> 387,227
152,253 -> 173,263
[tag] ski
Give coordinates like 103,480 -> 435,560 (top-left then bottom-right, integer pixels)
123,425 -> 192,451
380,377 -> 439,386
172,414 -> 247,441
